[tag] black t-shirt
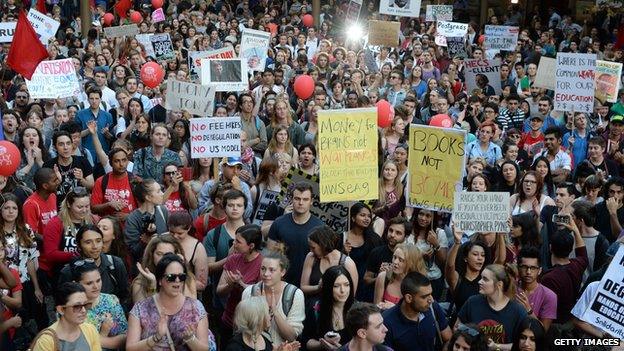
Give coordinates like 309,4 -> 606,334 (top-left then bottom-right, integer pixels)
595,201 -> 624,242
225,333 -> 272,351
457,294 -> 527,344
366,245 -> 393,275
148,104 -> 168,124
43,156 -> 93,207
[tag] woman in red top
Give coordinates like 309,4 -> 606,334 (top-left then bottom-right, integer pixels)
193,181 -> 231,242
162,163 -> 198,213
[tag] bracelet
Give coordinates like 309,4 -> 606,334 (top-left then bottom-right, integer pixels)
527,309 -> 533,315
146,336 -> 155,349
183,334 -> 197,344
153,334 -> 164,343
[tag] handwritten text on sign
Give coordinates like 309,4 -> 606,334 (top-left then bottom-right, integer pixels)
190,117 -> 241,158
25,59 -> 81,99
436,21 -> 468,37
318,108 -> 378,202
408,125 -> 466,212
454,192 -> 510,232
484,25 -> 519,51
555,53 -> 596,112
165,80 -> 215,116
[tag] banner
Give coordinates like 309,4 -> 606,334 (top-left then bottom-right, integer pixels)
318,108 -> 378,203
454,192 -> 510,232
27,8 -> 59,45
425,5 -> 452,21
484,25 -> 519,51
436,21 -> 468,37
533,57 -> 556,90
165,80 -> 216,116
580,245 -> 624,340
136,34 -> 155,57
25,59 -> 81,99
0,22 -> 16,43
150,33 -> 175,61
252,190 -> 279,225
240,28 -> 271,72
152,8 -> 165,23
103,24 -> 139,38
368,21 -> 401,47
595,60 -> 623,103
464,58 -> 502,95
201,59 -> 248,91
407,125 -> 466,212
447,37 -> 467,58
188,47 -> 236,80
379,0 -> 421,17
555,53 -> 596,112
189,117 -> 241,158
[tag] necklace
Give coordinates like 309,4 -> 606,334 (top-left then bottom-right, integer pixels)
332,309 -> 343,330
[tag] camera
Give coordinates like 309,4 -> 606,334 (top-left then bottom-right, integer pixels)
141,213 -> 156,234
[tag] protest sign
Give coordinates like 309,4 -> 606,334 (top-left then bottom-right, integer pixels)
136,34 -> 155,57
464,58 -> 502,95
188,47 -> 236,80
425,5 -> 452,21
189,117 -> 241,158
434,35 -> 447,47
252,190 -> 280,225
0,22 -> 16,43
240,28 -> 271,72
318,108 -> 378,203
454,192 -> 510,232
27,8 -> 59,45
278,168 -> 350,234
580,245 -> 624,340
368,21 -> 400,47
447,37 -> 467,58
201,59 -> 248,91
436,21 -> 468,37
533,57 -> 556,90
407,125 -> 466,212
379,0 -> 421,18
595,60 -> 623,103
364,49 -> 379,73
555,52 -> 596,112
346,0 -> 363,23
165,80 -> 216,116
25,59 -> 81,99
150,33 -> 175,61
152,8 -> 165,22
484,25 -> 519,51
103,24 -> 139,38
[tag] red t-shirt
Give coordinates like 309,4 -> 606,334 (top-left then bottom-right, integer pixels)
91,173 -> 137,216
1,268 -> 22,338
23,192 -> 58,235
221,253 -> 263,327
164,191 -> 185,213
40,217 -> 80,274
193,213 -> 227,243
519,133 -> 545,157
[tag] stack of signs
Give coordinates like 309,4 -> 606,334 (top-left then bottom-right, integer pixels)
27,8 -> 60,45
103,24 -> 139,38
0,22 -> 16,43
379,0 -> 421,18
25,59 -> 81,99
425,5 -> 453,21
435,21 -> 468,46
595,60 -> 623,103
200,59 -> 248,91
150,33 -> 175,61
464,58 -> 502,95
447,37 -> 467,58
484,25 -> 519,51
165,80 -> 216,116
454,192 -> 510,232
188,47 -> 236,81
554,53 -> 596,112
240,28 -> 271,72
189,117 -> 241,158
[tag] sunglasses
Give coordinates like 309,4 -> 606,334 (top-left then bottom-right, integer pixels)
164,273 -> 187,282
69,186 -> 88,197
64,302 -> 93,313
457,324 -> 480,337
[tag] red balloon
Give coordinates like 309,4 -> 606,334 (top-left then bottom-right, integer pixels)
140,62 -> 165,89
429,114 -> 453,128
294,75 -> 315,100
376,100 -> 393,128
151,0 -> 164,9
102,13 -> 114,26
302,14 -> 314,28
130,11 -> 143,24
0,141 -> 21,176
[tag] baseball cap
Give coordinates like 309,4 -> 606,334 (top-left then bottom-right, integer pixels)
530,114 -> 544,121
610,115 -> 624,124
222,156 -> 243,167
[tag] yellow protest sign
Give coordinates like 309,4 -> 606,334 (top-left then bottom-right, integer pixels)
318,108 -> 378,203
407,125 -> 466,212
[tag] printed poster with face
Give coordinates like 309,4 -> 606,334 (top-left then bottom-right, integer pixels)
240,28 -> 271,72
379,0 -> 421,18
201,59 -> 249,91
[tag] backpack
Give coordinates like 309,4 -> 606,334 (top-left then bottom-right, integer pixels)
250,282 -> 298,315
27,328 -> 59,351
104,254 -> 118,287
101,172 -> 136,196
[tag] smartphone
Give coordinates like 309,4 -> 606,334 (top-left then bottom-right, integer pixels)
181,167 -> 192,182
552,214 -> 570,225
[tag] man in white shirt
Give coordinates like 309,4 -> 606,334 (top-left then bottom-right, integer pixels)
94,68 -> 118,110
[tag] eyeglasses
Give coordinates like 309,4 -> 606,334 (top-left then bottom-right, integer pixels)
164,273 -> 187,282
69,186 -> 88,197
519,264 -> 540,272
64,302 -> 93,313
457,324 -> 480,337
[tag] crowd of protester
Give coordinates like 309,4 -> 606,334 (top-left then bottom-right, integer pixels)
0,0 -> 624,350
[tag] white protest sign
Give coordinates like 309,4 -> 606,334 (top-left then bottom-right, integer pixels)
555,52 -> 596,112
190,117 -> 241,158
534,57 -> 556,90
379,0 -> 421,18
426,5 -> 452,21
136,34 -> 155,57
201,59 -> 248,92
103,24 -> 139,38
345,0 -> 363,24
464,58 -> 502,95
253,190 -> 280,225
436,21 -> 468,37
165,80 -> 216,116
25,59 -> 81,99
580,245 -> 624,340
27,8 -> 60,45
188,47 -> 236,80
240,28 -> 271,72
0,22 -> 16,43
454,192 -> 510,232
484,25 -> 519,51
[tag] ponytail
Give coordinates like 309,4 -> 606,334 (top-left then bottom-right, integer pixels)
485,263 -> 517,298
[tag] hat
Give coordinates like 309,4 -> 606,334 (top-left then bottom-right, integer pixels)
222,157 -> 243,167
610,115 -> 624,124
530,114 -> 544,121
224,35 -> 237,44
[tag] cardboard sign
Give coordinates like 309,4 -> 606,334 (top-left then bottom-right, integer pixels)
436,21 -> 468,37
136,34 -> 155,57
484,25 -> 519,51
425,5 -> 453,21
454,192 -> 510,232
201,59 -> 248,92
188,47 -> 236,80
25,59 -> 81,99
240,28 -> 271,72
189,117 -> 241,158
447,36 -> 467,58
318,108 -> 378,203
103,24 -> 139,38
580,245 -> 624,340
27,8 -> 60,45
165,80 -> 216,116
368,21 -> 400,47
555,53 -> 596,112
152,8 -> 165,23
533,57 -> 556,90
379,0 -> 421,18
252,190 -> 280,225
595,60 -> 623,103
151,33 -> 175,61
407,125 -> 466,212
464,58 -> 502,95
346,0 -> 363,23
0,22 -> 16,43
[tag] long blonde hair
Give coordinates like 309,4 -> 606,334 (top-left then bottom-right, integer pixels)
234,296 -> 270,336
378,160 -> 404,207
59,190 -> 93,236
267,124 -> 294,157
387,243 -> 427,283
271,99 -> 294,128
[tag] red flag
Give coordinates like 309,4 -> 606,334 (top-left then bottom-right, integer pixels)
36,0 -> 46,13
115,0 -> 132,19
616,24 -> 624,50
7,11 -> 49,80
